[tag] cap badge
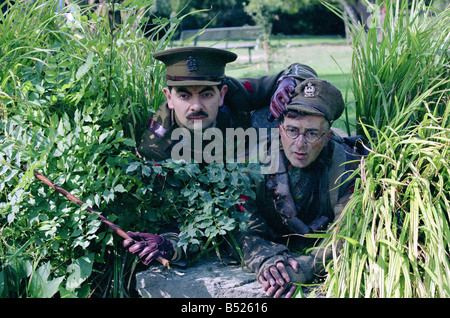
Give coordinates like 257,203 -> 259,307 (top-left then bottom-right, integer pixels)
186,56 -> 198,72
304,82 -> 315,97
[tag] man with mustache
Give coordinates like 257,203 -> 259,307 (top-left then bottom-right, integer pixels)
123,46 -> 319,267
234,78 -> 366,298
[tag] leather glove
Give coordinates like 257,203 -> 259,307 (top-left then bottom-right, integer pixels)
123,231 -> 175,266
269,77 -> 296,119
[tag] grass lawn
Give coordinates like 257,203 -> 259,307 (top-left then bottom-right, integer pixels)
187,35 -> 356,133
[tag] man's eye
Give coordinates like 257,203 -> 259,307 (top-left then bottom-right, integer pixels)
287,128 -> 298,135
306,131 -> 318,138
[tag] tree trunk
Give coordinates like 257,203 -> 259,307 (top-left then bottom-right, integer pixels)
339,0 -> 360,42
339,0 -> 374,42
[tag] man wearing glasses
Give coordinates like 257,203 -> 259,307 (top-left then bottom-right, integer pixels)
234,78 -> 365,298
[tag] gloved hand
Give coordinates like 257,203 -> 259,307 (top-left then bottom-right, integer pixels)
269,77 -> 296,119
123,231 -> 175,266
258,258 -> 299,298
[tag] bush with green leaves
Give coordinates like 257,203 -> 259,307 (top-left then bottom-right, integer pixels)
126,160 -> 261,257
0,0 -> 261,298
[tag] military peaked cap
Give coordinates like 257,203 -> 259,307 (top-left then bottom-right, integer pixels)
153,46 -> 237,86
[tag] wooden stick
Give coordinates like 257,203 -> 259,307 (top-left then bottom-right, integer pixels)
31,169 -> 170,269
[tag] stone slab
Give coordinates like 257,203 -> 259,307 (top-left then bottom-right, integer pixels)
135,257 -> 268,298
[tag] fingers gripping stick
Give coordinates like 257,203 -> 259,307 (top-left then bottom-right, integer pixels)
30,168 -> 170,269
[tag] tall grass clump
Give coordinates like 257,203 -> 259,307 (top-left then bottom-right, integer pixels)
2,0 -> 256,298
318,0 -> 450,297
352,0 -> 449,136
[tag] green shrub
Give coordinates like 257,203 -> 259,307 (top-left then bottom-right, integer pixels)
0,0 -> 261,298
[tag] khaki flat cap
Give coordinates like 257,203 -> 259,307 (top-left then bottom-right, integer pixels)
287,78 -> 345,123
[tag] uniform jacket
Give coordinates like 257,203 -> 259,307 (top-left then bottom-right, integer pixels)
234,134 -> 365,284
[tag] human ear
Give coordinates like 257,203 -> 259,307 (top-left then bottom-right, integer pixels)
163,87 -> 174,109
218,85 -> 228,107
327,129 -> 334,141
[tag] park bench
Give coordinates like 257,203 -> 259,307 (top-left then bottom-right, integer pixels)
179,26 -> 262,63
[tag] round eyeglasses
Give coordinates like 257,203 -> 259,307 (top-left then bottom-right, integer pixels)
281,125 -> 325,143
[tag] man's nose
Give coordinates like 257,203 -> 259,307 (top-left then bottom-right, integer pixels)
294,134 -> 307,147
189,95 -> 203,109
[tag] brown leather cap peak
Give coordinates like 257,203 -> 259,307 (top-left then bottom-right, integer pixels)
153,47 -> 237,86
287,78 -> 345,123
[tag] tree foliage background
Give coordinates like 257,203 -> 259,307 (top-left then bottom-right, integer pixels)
147,0 -> 345,36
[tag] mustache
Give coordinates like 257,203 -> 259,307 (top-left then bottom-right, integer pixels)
187,111 -> 208,119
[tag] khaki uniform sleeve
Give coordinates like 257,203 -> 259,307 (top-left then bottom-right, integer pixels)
235,206 -> 318,284
233,202 -> 290,275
